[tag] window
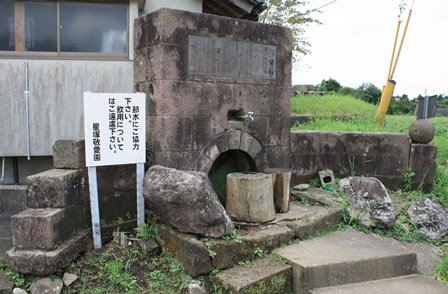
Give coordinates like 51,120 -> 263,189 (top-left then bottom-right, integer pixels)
0,0 -> 128,56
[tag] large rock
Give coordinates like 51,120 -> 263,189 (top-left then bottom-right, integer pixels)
340,177 -> 396,228
143,165 -> 233,238
408,198 -> 448,240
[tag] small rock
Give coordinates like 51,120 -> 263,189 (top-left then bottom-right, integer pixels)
408,198 -> 448,240
30,277 -> 63,294
293,184 -> 309,191
137,238 -> 159,251
188,281 -> 207,294
340,177 -> 396,228
62,273 -> 78,287
0,271 -> 14,293
13,288 -> 28,294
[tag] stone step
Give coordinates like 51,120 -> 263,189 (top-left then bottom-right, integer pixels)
310,275 -> 448,294
11,206 -> 86,250
26,169 -> 87,208
0,185 -> 27,215
6,230 -> 89,276
156,201 -> 342,277
275,229 -> 417,294
213,256 -> 292,294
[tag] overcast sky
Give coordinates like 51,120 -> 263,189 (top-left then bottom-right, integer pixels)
293,0 -> 447,98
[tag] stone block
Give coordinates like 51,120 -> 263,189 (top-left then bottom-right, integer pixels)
52,139 -> 85,169
27,169 -> 87,209
0,185 -> 27,214
6,231 -> 89,276
134,44 -> 186,83
135,8 -> 291,86
156,225 -> 212,277
143,80 -> 236,117
209,239 -> 253,270
290,131 -> 320,155
265,146 -> 291,169
11,206 -> 86,250
98,191 -> 137,225
235,84 -> 290,116
96,164 -> 136,195
152,116 -> 195,152
214,257 -> 292,294
228,130 -> 242,150
409,144 -> 437,192
155,150 -> 200,171
269,116 -> 291,147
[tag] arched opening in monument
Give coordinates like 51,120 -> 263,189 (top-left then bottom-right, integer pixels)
208,150 -> 257,206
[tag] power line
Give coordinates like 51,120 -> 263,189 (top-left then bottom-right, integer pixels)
309,0 -> 338,12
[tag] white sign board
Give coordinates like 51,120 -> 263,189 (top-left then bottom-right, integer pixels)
84,92 -> 146,167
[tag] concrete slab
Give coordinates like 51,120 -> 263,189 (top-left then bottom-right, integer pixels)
271,202 -> 343,239
214,256 -> 292,294
311,275 -> 448,294
275,229 -> 417,293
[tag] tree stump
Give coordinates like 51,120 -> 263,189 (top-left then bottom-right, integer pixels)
226,172 -> 275,223
265,168 -> 291,213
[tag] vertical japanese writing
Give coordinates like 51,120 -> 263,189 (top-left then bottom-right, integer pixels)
132,104 -> 140,151
109,98 -> 117,153
92,123 -> 100,161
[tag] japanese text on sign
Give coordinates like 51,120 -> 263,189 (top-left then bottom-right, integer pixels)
84,92 -> 146,167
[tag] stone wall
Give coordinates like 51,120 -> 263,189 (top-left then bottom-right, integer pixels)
290,131 -> 437,191
134,8 -> 292,172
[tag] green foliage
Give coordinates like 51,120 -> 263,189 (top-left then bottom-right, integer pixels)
317,78 -> 341,92
79,249 -> 139,294
0,260 -> 35,291
436,245 -> 448,285
260,0 -> 320,58
270,252 -> 284,263
135,223 -> 159,242
356,82 -> 382,105
253,246 -> 265,258
222,229 -> 243,244
147,252 -> 192,294
201,238 -> 217,259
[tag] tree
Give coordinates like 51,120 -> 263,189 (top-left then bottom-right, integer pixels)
317,78 -> 341,92
259,0 -> 320,59
356,83 -> 382,105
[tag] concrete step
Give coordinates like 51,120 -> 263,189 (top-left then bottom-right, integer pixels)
0,185 -> 27,215
310,275 -> 448,294
213,256 -> 292,294
275,229 -> 417,294
156,201 -> 342,277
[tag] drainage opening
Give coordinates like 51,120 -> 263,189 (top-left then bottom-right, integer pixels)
208,150 -> 256,206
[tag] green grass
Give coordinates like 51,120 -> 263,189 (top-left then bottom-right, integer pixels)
291,94 -> 377,116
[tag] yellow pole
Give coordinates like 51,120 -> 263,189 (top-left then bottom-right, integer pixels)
377,80 -> 396,127
390,8 -> 413,79
377,5 -> 414,127
387,20 -> 402,80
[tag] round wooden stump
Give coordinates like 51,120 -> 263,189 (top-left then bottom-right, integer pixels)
265,168 -> 292,213
226,172 -> 275,223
